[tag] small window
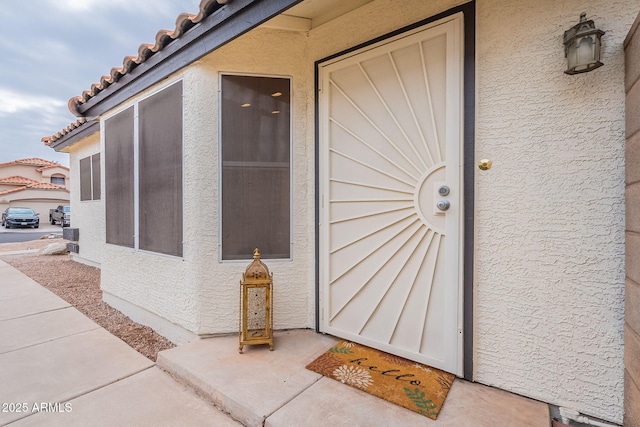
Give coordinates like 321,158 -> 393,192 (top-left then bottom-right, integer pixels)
51,175 -> 65,186
80,154 -> 101,201
220,75 -> 291,260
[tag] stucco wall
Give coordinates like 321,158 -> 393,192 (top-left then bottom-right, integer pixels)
97,70 -> 200,341
473,1 -> 634,423
92,0 -> 634,422
300,0 -> 632,422
67,134 -> 103,267
99,31 -> 315,338
39,166 -> 70,188
625,11 -> 640,427
0,164 -> 46,182
190,30 -> 314,335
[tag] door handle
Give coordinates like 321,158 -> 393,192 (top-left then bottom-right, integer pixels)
436,200 -> 450,211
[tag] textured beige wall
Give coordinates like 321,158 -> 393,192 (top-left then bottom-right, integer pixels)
303,0 -> 633,422
0,199 -> 67,220
0,164 -> 43,182
98,71 -> 201,338
67,133 -> 103,267
39,166 -> 70,188
473,1 -> 635,424
625,11 -> 640,427
92,0 -> 637,422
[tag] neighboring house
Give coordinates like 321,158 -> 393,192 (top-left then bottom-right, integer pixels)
44,120 -> 102,266
0,158 -> 69,217
42,1 -> 640,424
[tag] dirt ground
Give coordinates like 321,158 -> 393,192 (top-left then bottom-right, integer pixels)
0,237 -> 175,361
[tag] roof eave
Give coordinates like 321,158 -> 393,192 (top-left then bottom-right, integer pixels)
48,120 -> 100,152
72,0 -> 303,118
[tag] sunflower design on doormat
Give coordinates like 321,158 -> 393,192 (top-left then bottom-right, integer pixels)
333,365 -> 373,389
306,341 -> 455,420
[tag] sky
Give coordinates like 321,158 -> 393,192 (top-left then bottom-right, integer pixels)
0,0 -> 203,167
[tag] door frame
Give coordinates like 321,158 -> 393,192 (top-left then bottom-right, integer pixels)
314,1 -> 476,380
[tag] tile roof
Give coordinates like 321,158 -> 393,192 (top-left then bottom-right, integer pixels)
0,158 -> 65,169
0,182 -> 68,197
37,164 -> 70,172
0,176 -> 40,186
28,182 -> 68,190
67,0 -> 230,116
42,118 -> 88,146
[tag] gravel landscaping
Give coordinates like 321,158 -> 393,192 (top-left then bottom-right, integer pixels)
0,238 -> 175,361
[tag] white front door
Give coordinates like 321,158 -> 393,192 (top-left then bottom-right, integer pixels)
319,14 -> 464,375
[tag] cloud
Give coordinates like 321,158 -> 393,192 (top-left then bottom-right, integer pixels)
0,0 -> 202,165
0,87 -> 65,116
52,0 -> 143,12
50,0 -> 189,18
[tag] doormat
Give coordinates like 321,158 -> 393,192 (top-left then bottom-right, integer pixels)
306,341 -> 455,420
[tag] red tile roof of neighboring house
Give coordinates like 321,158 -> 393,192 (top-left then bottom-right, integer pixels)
0,182 -> 68,197
28,182 -> 68,190
0,158 -> 63,169
67,0 -> 230,116
0,176 -> 40,186
37,165 -> 70,172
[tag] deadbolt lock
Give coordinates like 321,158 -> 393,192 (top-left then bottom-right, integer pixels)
438,185 -> 450,196
478,159 -> 492,171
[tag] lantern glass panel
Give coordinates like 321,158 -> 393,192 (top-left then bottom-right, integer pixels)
247,286 -> 268,338
578,36 -> 594,65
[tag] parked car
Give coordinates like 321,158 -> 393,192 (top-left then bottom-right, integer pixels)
49,205 -> 70,227
1,207 -> 40,229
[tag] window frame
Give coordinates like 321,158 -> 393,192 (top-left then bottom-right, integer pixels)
218,72 -> 294,262
101,79 -> 185,259
80,153 -> 101,201
50,175 -> 66,186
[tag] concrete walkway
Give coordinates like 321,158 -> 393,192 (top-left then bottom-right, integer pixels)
0,258 -> 551,426
0,259 -> 240,426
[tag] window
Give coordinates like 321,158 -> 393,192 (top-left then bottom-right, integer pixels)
139,82 -> 183,257
105,107 -> 135,248
221,75 -> 291,260
80,154 -> 100,201
104,81 -> 183,256
51,175 -> 65,186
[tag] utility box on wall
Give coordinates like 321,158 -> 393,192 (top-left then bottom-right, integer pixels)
64,228 -> 80,253
63,227 -> 79,241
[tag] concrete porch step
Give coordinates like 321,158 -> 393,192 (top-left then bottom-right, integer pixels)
157,329 -> 550,427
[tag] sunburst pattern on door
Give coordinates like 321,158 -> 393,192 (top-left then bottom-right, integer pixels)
321,18 -> 462,372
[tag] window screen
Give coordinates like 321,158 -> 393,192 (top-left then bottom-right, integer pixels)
92,153 -> 101,200
105,107 -> 135,248
51,176 -> 65,186
221,75 -> 291,260
80,157 -> 92,201
139,81 -> 183,257
80,154 -> 101,201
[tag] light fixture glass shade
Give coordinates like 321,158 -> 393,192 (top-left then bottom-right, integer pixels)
563,13 -> 605,75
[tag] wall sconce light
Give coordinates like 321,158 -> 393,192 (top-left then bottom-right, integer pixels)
563,13 -> 605,75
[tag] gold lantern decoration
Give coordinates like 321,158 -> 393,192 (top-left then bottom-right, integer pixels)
239,248 -> 274,353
